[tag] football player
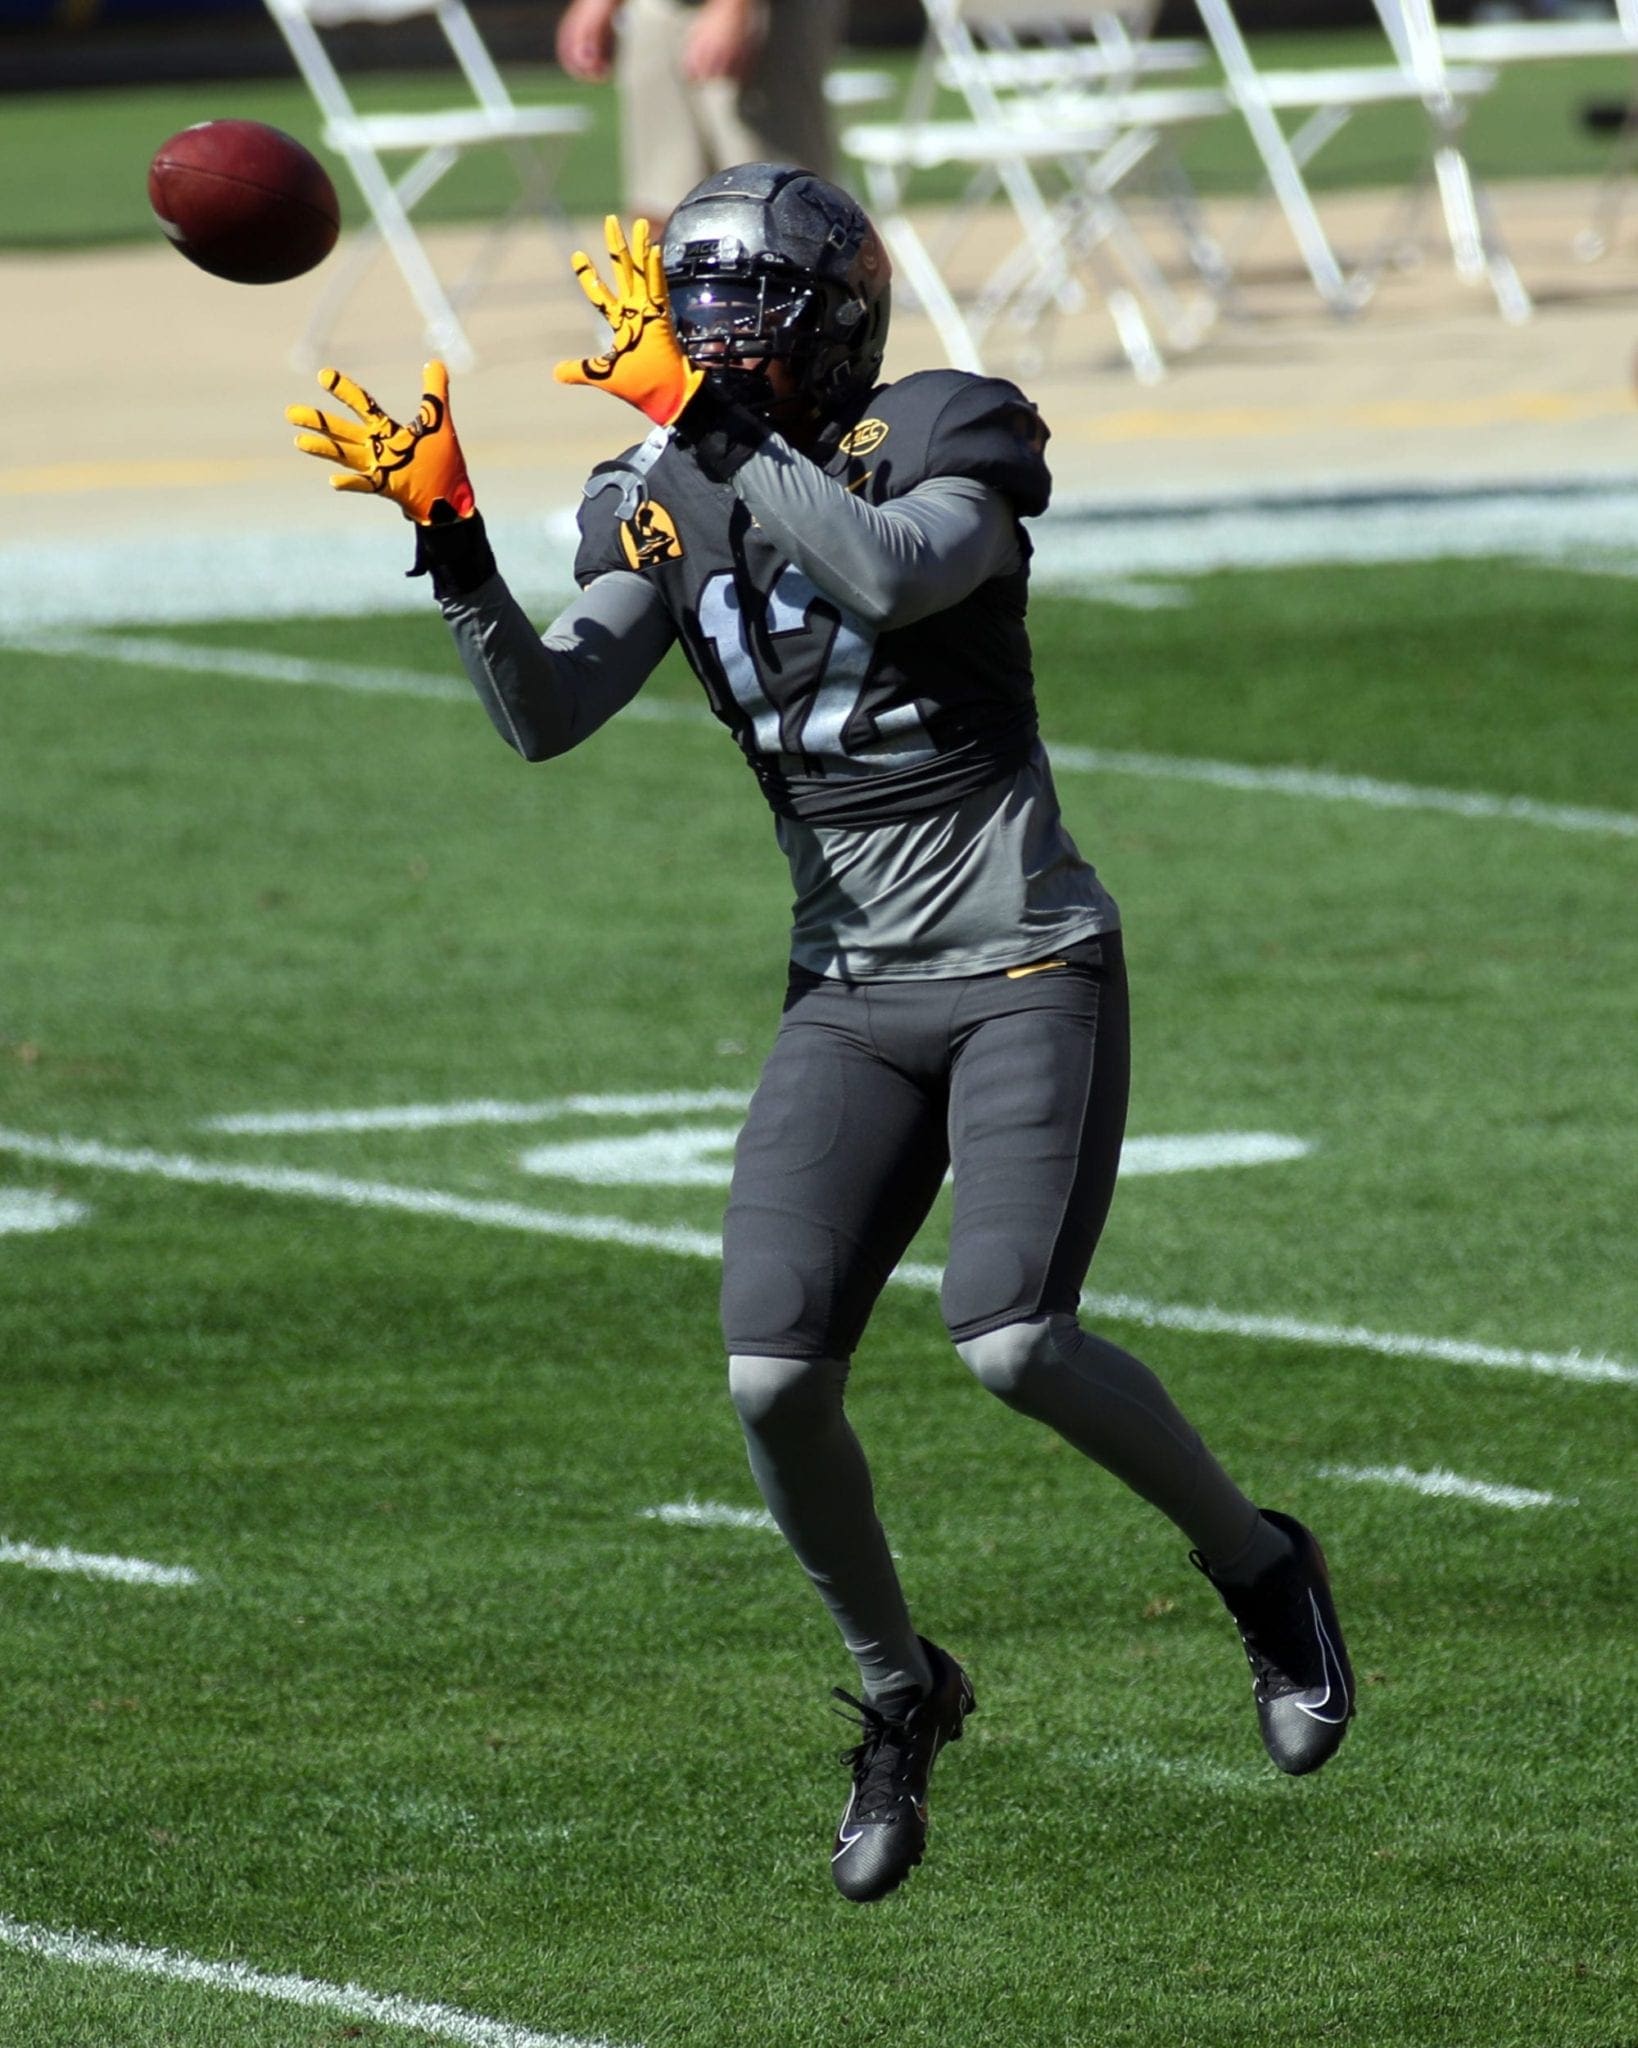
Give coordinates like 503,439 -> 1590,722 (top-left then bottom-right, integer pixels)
287,163 -> 1355,1905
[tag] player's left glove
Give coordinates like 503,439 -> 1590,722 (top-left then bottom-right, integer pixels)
554,215 -> 704,427
286,360 -> 475,523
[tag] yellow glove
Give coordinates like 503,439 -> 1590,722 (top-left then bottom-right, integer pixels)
286,360 -> 475,523
554,215 -> 704,427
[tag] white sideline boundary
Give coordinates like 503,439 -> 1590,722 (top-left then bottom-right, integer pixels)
0,1540 -> 198,1587
0,1126 -> 1629,1388
0,1914 -> 626,2048
8,627 -> 1634,841
2,478 -> 1638,633
1317,1463 -> 1575,1509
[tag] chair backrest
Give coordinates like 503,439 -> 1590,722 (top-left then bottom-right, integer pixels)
921,0 -> 1173,124
1426,0 -> 1638,46
263,0 -> 520,130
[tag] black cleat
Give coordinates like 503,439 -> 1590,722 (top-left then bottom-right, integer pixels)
829,1637 -> 975,1903
1194,1509 -> 1355,1776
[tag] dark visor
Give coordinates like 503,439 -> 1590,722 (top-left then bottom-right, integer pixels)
669,276 -> 814,350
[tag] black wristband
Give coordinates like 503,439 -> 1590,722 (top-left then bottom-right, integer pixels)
408,505 -> 497,601
670,381 -> 771,483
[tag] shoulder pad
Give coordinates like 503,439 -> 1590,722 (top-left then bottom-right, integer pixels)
918,372 -> 1052,518
851,371 -> 1050,517
574,428 -> 671,585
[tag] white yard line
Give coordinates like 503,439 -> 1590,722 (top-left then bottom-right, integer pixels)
0,1188 -> 88,1234
0,1540 -> 198,1587
0,1131 -> 724,1261
1048,742 -> 1638,839
0,629 -> 685,724
639,1497 -> 900,1561
640,1500 -> 778,1532
0,1914 -> 626,2048
0,1126 -> 1629,1388
204,1098 -> 1311,1171
8,630 -> 1636,841
518,1125 -> 1307,1188
1120,1133 -> 1311,1175
1317,1463 -> 1576,1509
203,1090 -> 751,1135
1085,1294 -> 1634,1385
3,630 -> 473,702
893,1262 -> 1632,1385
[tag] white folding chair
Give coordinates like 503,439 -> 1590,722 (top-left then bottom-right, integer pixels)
843,0 -> 1232,382
1193,0 -> 1512,317
264,0 -> 591,369
1368,0 -> 1535,314
1439,0 -> 1638,70
1428,0 -> 1638,260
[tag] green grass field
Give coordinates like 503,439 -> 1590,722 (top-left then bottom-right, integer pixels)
1,31 -> 1632,248
1,556 -> 1634,2047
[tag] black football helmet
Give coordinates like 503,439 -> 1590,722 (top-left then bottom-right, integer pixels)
661,163 -> 891,422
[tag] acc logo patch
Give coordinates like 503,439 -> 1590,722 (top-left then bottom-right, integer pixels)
839,418 -> 891,457
619,498 -> 684,570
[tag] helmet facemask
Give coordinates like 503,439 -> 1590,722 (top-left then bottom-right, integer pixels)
661,165 -> 893,435
667,271 -> 825,419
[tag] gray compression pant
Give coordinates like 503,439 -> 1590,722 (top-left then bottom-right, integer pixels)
722,935 -> 1268,1702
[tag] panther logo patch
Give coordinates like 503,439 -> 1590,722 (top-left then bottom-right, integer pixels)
619,498 -> 684,569
839,418 -> 890,457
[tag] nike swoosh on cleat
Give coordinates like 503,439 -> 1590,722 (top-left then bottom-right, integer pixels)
832,1790 -> 863,1860
1291,1596 -> 1351,1724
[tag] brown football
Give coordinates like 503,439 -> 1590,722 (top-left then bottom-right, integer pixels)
148,120 -> 341,285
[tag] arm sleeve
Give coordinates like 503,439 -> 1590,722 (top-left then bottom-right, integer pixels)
727,449 -> 1021,631
440,568 -> 676,761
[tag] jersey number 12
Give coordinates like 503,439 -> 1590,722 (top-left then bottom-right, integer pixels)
697,565 -> 936,773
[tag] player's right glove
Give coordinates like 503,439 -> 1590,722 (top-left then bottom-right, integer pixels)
286,360 -> 475,523
554,215 -> 704,427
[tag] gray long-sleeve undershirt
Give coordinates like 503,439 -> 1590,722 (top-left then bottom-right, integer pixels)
726,439 -> 1021,630
444,455 -> 1020,762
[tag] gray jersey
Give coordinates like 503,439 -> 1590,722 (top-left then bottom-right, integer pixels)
438,376 -> 1117,978
778,744 -> 1112,979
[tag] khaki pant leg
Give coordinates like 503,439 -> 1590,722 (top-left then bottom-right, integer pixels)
618,0 -> 844,220
698,0 -> 844,182
617,0 -> 715,220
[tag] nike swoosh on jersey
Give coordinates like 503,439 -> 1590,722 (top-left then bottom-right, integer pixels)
1005,959 -> 1068,979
